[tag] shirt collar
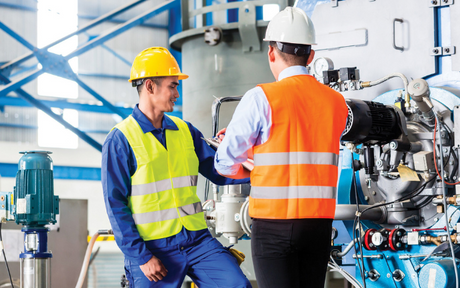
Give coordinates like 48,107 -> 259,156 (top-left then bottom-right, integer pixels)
278,65 -> 310,81
132,104 -> 179,134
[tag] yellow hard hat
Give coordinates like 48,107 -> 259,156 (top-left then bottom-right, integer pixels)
129,47 -> 189,83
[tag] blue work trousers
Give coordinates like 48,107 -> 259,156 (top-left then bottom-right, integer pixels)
124,234 -> 251,288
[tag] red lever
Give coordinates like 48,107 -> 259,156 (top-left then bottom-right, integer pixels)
411,226 -> 447,232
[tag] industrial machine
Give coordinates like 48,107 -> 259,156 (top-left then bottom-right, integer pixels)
0,151 -> 59,288
328,68 -> 460,288
204,70 -> 460,288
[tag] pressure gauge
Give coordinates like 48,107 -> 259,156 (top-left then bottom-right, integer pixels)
312,57 -> 334,78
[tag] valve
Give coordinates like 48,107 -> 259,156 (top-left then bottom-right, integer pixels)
364,228 -> 407,251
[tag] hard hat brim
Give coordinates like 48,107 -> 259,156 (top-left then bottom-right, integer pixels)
129,73 -> 189,82
262,38 -> 317,45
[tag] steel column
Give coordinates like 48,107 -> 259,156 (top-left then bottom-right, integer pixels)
0,21 -> 36,51
0,73 -> 103,151
73,77 -> 130,119
0,69 -> 44,97
0,0 -> 149,71
66,0 -> 178,60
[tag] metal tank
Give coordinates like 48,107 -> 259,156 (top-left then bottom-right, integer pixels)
171,27 -> 273,137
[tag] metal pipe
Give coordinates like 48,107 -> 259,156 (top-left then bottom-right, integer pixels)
211,96 -> 242,136
334,204 -> 386,223
408,79 -> 435,125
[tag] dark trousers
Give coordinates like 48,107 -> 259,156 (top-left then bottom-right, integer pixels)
251,218 -> 333,288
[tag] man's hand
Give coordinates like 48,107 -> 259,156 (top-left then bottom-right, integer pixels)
216,128 -> 226,143
140,256 -> 168,282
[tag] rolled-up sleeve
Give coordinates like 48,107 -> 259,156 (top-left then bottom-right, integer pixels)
186,122 -> 249,185
215,87 -> 270,175
101,129 -> 153,266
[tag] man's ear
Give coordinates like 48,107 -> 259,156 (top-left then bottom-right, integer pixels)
306,49 -> 315,66
146,79 -> 155,94
268,45 -> 276,63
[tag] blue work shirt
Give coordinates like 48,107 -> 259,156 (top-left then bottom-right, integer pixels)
102,105 -> 248,266
215,66 -> 309,175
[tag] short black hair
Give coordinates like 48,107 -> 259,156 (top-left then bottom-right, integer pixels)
135,77 -> 166,95
269,41 -> 311,67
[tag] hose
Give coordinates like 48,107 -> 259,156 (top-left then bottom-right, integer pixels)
239,199 -> 251,237
361,72 -> 409,96
332,237 -> 363,258
75,229 -> 113,288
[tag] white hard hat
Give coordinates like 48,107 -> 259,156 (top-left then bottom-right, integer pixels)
263,7 -> 316,45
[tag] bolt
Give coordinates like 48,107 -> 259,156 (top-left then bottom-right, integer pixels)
433,48 -> 439,54
444,148 -> 449,153
444,0 -> 448,3
369,243 -> 374,247
434,218 -> 439,222
0,196 -> 4,201
387,273 -> 391,278
445,47 -> 450,53
396,242 -> 401,248
364,196 -> 369,201
390,142 -> 397,150
372,191 -> 377,196
432,0 -> 438,4
1,205 -> 4,209
397,231 -> 402,236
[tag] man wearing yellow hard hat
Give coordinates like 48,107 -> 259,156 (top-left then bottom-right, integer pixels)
101,47 -> 251,288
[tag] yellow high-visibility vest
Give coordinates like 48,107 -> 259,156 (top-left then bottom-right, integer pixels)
114,115 -> 207,240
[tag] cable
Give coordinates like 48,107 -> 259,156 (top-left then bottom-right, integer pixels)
434,118 -> 460,185
332,237 -> 363,258
328,258 -> 363,288
0,224 -> 14,288
351,171 -> 366,288
435,114 -> 459,288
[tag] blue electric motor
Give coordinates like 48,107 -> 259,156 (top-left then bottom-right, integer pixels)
13,151 -> 59,288
14,151 -> 59,227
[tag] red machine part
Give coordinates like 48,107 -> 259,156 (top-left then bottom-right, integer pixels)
364,228 -> 377,250
389,228 -> 406,251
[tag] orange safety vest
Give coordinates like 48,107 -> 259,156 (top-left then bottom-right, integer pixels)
249,74 -> 348,219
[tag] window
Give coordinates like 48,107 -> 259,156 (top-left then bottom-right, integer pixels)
37,0 -> 79,148
38,109 -> 78,149
263,4 -> 279,21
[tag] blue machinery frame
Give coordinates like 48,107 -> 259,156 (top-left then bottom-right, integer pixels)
0,0 -> 184,152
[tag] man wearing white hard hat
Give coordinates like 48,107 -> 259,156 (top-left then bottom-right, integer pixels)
215,7 -> 349,288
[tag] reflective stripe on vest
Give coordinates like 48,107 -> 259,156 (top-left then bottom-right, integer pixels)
132,175 -> 198,196
113,115 -> 207,240
132,202 -> 204,225
254,152 -> 339,166
250,75 -> 349,220
251,186 -> 336,199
